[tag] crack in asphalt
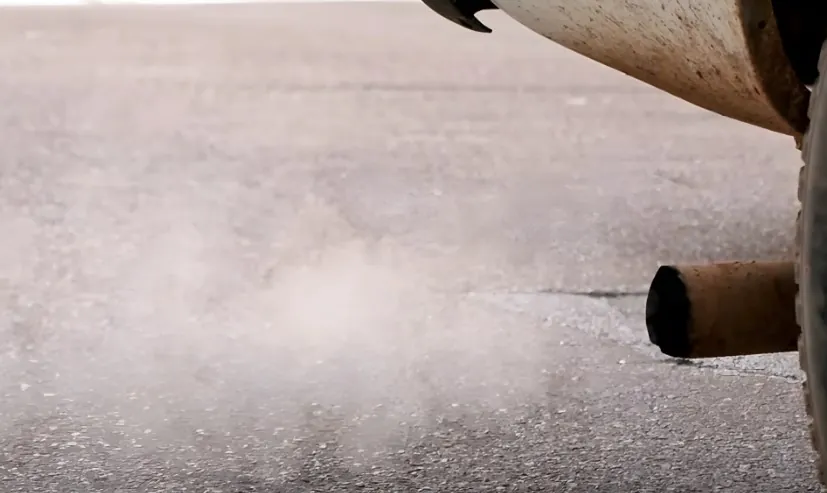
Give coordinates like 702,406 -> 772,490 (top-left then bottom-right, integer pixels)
491,288 -> 649,299
535,289 -> 650,299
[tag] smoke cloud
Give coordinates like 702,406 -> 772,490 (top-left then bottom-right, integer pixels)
0,168 -> 552,464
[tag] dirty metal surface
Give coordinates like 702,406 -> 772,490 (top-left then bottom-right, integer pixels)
647,261 -> 799,359
488,0 -> 809,136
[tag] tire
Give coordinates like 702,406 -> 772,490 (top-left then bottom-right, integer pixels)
798,39 -> 827,486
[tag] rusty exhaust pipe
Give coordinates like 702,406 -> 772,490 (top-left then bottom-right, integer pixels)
645,261 -> 798,358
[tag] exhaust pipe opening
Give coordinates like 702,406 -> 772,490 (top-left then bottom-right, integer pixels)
646,266 -> 691,358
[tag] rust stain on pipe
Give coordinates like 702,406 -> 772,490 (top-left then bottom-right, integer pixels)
645,261 -> 798,358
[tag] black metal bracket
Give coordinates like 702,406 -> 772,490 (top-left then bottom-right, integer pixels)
420,0 -> 499,33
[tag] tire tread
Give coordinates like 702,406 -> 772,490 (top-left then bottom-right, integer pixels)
797,39 -> 827,488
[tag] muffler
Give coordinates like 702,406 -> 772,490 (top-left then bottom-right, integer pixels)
645,261 -> 798,358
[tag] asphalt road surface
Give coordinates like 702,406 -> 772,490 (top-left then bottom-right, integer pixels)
0,4 -> 819,492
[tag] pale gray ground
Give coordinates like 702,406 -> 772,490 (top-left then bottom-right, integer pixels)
0,4 -> 818,492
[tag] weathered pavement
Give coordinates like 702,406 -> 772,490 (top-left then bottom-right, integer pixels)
0,4 -> 819,492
